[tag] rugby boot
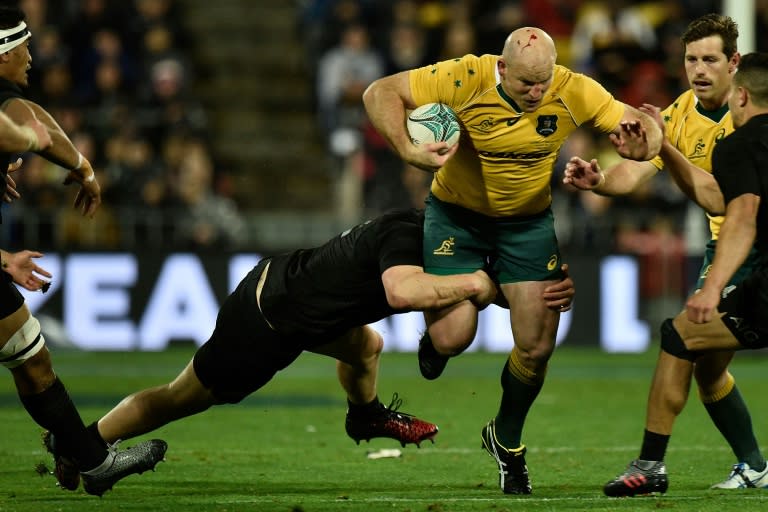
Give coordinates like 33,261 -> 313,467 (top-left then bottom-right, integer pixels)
480,419 -> 532,494
345,393 -> 438,447
604,459 -> 668,497
82,439 -> 168,497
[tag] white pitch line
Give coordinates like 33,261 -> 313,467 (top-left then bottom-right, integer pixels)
210,494 -> 768,505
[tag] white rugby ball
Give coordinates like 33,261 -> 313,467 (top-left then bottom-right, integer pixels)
407,103 -> 460,146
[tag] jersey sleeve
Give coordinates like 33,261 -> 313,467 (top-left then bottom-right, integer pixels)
409,54 -> 488,109
559,71 -> 625,133
712,136 -> 759,203
375,217 -> 423,273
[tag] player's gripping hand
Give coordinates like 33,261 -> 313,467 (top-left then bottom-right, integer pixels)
403,141 -> 458,173
543,264 -> 574,312
610,120 -> 652,161
685,287 -> 720,324
563,157 -> 604,190
470,269 -> 498,310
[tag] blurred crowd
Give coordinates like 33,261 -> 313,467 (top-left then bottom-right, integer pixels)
5,0 -> 768,299
300,0 -> 768,305
2,0 -> 247,251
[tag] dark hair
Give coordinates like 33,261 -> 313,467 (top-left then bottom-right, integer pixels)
0,4 -> 24,31
681,14 -> 738,59
734,53 -> 768,107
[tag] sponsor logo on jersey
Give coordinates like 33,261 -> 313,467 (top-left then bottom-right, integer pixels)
536,115 -> 558,136
433,237 -> 455,256
714,128 -> 727,143
478,149 -> 551,160
547,254 -> 558,271
473,117 -> 495,132
726,314 -> 760,344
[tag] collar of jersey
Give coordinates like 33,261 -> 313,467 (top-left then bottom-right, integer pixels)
496,83 -> 523,115
695,100 -> 729,123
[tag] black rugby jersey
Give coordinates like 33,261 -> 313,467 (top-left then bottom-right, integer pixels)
712,113 -> 768,261
259,208 -> 424,342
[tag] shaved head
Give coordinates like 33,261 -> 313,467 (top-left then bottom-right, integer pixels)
503,27 -> 556,70
497,27 -> 557,112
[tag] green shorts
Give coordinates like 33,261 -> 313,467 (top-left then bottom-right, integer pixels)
423,194 -> 563,284
696,239 -> 761,290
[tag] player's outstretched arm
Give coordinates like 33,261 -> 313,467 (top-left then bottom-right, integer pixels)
0,109 -> 50,153
687,194 -> 759,323
564,156 -> 657,196
382,265 -> 497,311
3,98 -> 101,217
638,103 -> 725,214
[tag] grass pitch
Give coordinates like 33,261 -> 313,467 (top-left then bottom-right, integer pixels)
1,345 -> 768,511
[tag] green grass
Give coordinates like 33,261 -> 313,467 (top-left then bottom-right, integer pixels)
1,346 -> 768,511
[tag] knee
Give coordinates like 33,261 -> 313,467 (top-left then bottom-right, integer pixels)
661,318 -> 696,361
515,339 -> 554,370
429,325 -> 474,355
351,328 -> 383,365
365,330 -> 384,359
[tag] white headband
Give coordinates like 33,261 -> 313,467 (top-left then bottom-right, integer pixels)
0,22 -> 30,54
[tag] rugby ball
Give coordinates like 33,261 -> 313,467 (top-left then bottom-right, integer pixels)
407,103 -> 460,146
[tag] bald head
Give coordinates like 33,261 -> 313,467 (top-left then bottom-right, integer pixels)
497,27 -> 557,112
502,27 -> 556,69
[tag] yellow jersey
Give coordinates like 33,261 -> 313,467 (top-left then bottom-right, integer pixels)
409,54 -> 625,217
650,89 -> 732,239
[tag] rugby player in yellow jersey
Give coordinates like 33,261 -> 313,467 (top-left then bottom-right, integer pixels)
564,14 -> 768,494
363,26 -> 662,495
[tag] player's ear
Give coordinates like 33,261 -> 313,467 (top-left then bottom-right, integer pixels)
729,52 -> 740,74
737,86 -> 749,108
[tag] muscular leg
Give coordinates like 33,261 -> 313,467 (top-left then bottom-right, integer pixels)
97,359 -> 217,444
425,301 -> 479,356
311,325 -> 383,405
2,305 -> 105,470
639,312 -> 743,461
314,326 -> 438,446
493,280 -> 559,449
695,351 -> 765,469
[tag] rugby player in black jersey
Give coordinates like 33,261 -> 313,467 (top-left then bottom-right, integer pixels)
75,208 -> 573,482
0,4 -> 167,496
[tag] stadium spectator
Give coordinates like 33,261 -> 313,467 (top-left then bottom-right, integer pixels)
563,14 -> 768,494
0,4 -> 166,496
166,138 -> 247,249
362,25 -> 661,495
316,22 -> 383,146
607,51 -> 768,494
